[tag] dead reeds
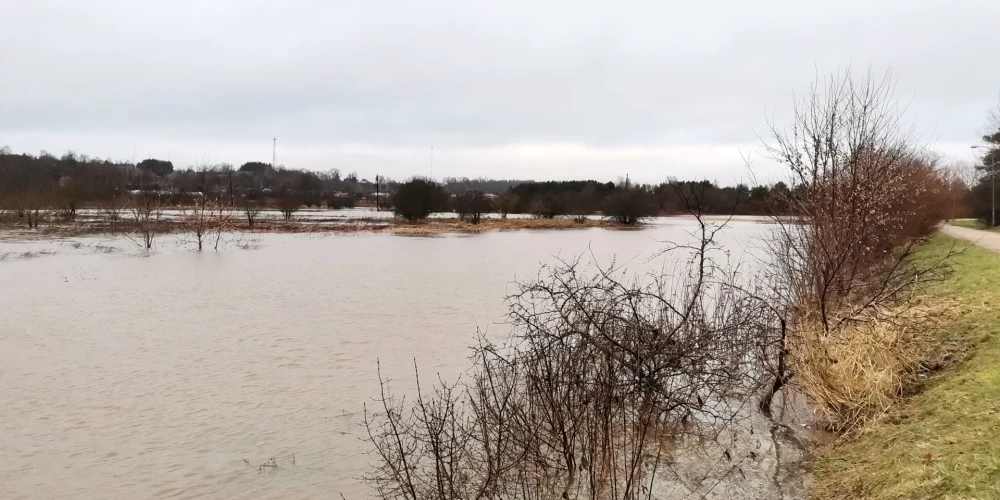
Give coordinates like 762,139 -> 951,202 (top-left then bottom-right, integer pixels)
789,302 -> 959,433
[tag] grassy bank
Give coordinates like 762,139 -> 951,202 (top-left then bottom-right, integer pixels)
811,235 -> 1000,499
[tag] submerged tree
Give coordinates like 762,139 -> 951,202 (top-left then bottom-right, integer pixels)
124,192 -> 165,250
452,190 -> 493,224
601,187 -> 658,225
183,198 -> 234,250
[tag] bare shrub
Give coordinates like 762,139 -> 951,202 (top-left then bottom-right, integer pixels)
10,189 -> 53,229
529,193 -> 568,219
764,69 -> 949,322
758,68 -> 956,429
364,213 -> 776,499
452,190 -> 492,224
26,193 -> 51,228
56,204 -> 76,221
57,177 -> 89,221
98,196 -> 124,233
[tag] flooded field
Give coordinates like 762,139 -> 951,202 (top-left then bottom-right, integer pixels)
0,218 -> 797,499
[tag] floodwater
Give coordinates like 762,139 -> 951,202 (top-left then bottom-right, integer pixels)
0,218 -> 795,499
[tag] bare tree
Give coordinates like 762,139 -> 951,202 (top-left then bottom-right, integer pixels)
242,198 -> 262,229
942,161 -> 976,220
20,189 -> 51,229
567,185 -> 596,223
762,68 -> 949,330
278,191 -> 300,222
125,192 -> 165,250
755,68 -> 955,428
182,196 -> 237,251
183,196 -> 213,251
495,192 -> 519,220
210,201 -> 235,250
57,176 -> 89,221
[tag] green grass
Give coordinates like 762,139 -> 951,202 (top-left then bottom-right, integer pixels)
949,219 -> 995,231
811,235 -> 1000,499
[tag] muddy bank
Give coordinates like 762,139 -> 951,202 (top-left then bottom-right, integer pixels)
0,213 -> 630,241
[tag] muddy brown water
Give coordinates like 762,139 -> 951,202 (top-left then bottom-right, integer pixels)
1,218 -> 807,499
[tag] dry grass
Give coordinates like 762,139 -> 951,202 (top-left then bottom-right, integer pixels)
791,302 -> 961,434
387,217 -> 619,234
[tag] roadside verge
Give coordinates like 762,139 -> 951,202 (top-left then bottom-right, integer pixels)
811,235 -> 1000,499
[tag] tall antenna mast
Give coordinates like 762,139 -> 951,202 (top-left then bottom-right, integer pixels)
272,137 -> 277,169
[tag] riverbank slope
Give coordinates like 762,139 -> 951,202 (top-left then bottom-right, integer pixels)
811,235 -> 1000,499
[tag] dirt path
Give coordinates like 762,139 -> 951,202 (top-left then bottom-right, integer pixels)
939,224 -> 1000,253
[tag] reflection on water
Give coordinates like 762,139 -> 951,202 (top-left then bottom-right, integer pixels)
0,219 -> 767,499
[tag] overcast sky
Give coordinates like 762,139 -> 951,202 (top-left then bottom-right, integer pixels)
2,0 -> 999,184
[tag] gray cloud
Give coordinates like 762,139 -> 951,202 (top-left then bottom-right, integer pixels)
2,0 -> 999,182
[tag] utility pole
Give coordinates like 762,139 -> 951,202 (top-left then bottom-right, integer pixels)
375,174 -> 380,211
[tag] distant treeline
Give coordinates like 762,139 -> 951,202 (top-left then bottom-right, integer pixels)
1,146 -> 792,218
440,177 -> 526,195
0,148 -> 399,212
505,179 -> 791,216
